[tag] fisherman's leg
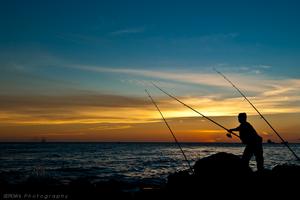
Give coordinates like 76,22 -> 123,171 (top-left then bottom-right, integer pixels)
254,143 -> 264,171
242,145 -> 253,166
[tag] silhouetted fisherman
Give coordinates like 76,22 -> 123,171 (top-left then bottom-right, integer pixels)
229,113 -> 264,171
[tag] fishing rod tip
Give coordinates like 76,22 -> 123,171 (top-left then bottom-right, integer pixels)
212,67 -> 218,71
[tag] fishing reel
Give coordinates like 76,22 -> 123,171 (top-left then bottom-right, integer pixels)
226,133 -> 232,138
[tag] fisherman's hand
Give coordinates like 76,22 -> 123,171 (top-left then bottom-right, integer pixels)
226,133 -> 232,138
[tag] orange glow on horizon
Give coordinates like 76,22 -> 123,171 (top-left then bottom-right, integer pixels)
0,95 -> 300,142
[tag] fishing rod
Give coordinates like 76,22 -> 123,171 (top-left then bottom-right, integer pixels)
214,68 -> 300,161
145,89 -> 195,174
151,83 -> 240,139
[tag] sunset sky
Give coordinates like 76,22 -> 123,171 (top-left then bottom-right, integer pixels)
1,0 -> 300,142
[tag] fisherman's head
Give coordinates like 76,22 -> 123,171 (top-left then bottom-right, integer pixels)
238,113 -> 247,123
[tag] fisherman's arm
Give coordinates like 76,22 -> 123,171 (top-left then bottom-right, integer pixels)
229,126 -> 240,132
226,126 -> 240,138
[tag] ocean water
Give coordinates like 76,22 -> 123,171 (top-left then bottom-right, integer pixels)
0,143 -> 299,185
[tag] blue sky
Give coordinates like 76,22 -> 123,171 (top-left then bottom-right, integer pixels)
1,0 -> 300,96
1,0 -> 300,142
1,0 -> 300,71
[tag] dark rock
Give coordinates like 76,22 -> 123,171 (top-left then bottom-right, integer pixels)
194,152 -> 252,178
167,152 -> 300,198
272,164 -> 300,178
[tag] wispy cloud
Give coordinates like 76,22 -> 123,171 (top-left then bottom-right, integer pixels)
69,64 -> 275,93
67,64 -> 300,114
257,65 -> 272,69
110,27 -> 145,36
0,93 -> 156,125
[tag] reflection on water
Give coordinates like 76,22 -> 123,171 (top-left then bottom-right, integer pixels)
0,143 -> 299,184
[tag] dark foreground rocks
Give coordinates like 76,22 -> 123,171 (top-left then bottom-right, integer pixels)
167,152 -> 300,198
1,152 -> 299,199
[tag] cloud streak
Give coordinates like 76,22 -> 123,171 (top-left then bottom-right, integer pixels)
69,64 -> 300,97
0,94 -> 149,108
64,64 -> 300,118
70,65 -> 266,92
110,27 -> 145,36
1,88 -> 299,126
0,93 -> 158,125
